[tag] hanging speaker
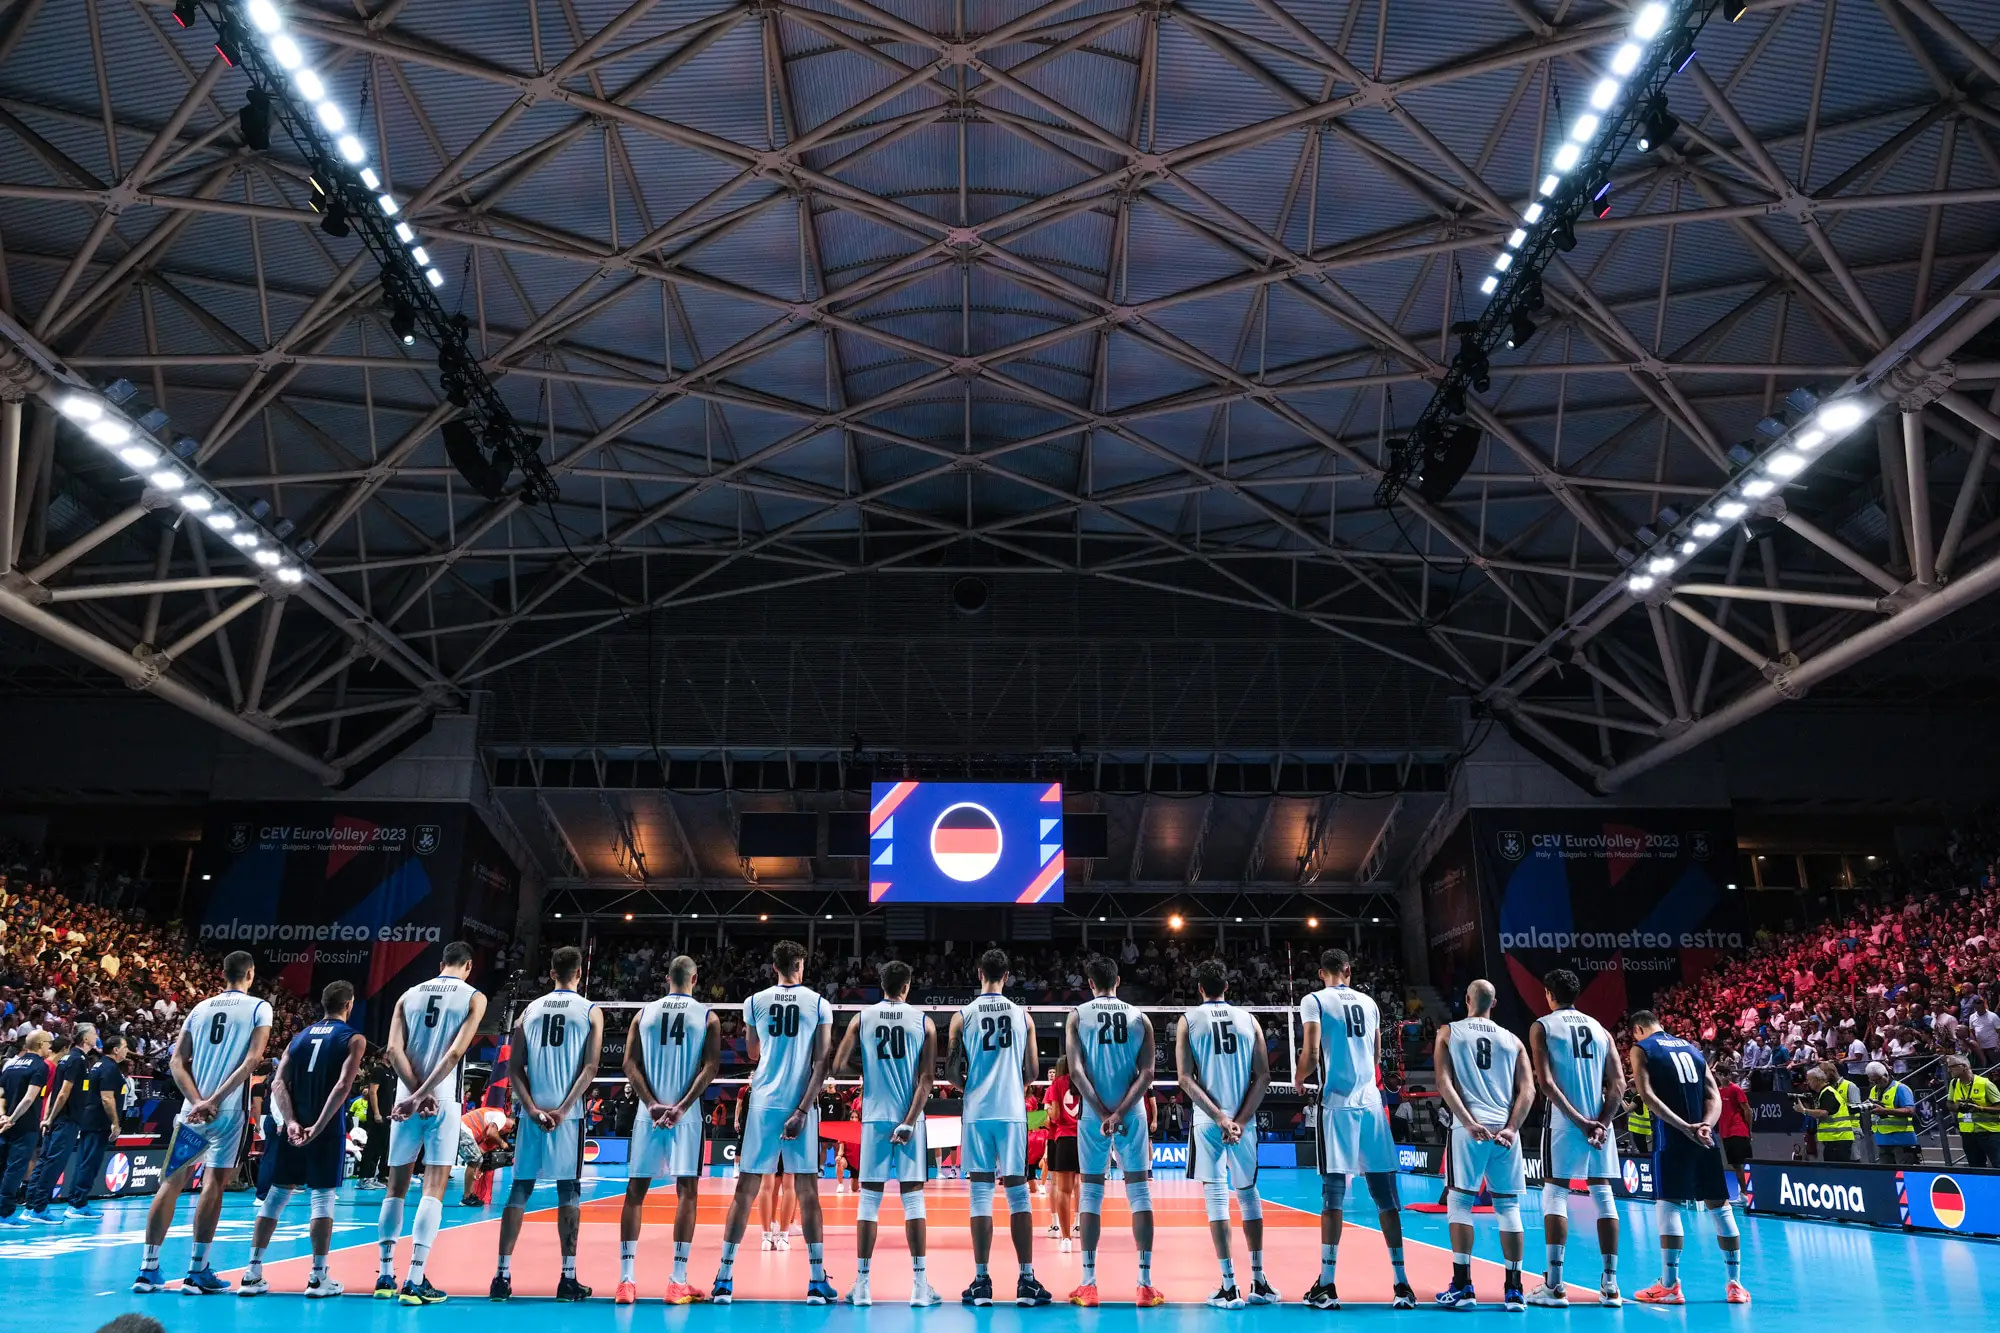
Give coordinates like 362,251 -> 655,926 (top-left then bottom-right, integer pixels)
442,420 -> 508,499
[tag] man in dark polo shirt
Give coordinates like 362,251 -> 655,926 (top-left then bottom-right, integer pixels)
0,1031 -> 53,1223
65,1036 -> 129,1218
26,1024 -> 98,1221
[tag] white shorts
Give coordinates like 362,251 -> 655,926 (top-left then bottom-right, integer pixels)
514,1116 -> 584,1183
1318,1105 -> 1399,1175
1190,1120 -> 1257,1188
1448,1124 -> 1526,1197
961,1119 -> 1027,1178
175,1109 -> 247,1170
740,1103 -> 820,1175
1544,1115 -> 1619,1182
389,1100 -> 463,1170
860,1120 -> 929,1184
630,1112 -> 705,1181
1078,1106 -> 1150,1177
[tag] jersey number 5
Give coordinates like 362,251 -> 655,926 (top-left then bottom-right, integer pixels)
423,995 -> 442,1029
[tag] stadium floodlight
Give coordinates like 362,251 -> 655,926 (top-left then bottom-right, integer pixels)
1764,451 -> 1806,477
1634,3 -> 1668,38
58,393 -> 104,423
247,0 -> 283,33
1816,399 -> 1868,433
315,101 -> 346,133
425,268 -> 444,287
231,531 -> 260,549
337,134 -> 365,163
1793,428 -> 1828,451
1715,501 -> 1747,520
1553,143 -> 1582,170
87,417 -> 132,446
410,247 -> 430,265
148,468 -> 186,491
1742,478 -> 1777,498
1590,78 -> 1620,110
276,566 -> 304,584
394,222 -> 414,243
204,511 -> 237,532
118,444 -> 159,469
1506,308 -> 1536,349
1679,540 -> 1697,554
377,194 -> 399,215
1647,556 -> 1676,574
1692,521 -> 1722,538
1494,252 -> 1514,272
1637,97 -> 1679,153
253,549 -> 282,567
294,68 -> 325,101
359,167 -> 380,190
177,492 -> 214,513
1524,202 -> 1545,223
1571,114 -> 1601,141
1540,174 -> 1561,196
1507,228 -> 1527,248
270,33 -> 302,68
1480,276 -> 1499,295
1627,574 -> 1656,594
1612,43 -> 1642,75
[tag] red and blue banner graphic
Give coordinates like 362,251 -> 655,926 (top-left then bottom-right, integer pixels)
1900,1168 -> 2000,1235
869,782 -> 1064,904
193,803 -> 519,1036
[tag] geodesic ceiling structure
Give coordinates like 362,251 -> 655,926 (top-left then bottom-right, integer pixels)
3,0 -> 2000,786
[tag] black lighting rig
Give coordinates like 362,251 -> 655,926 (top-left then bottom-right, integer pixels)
1375,0 -> 1740,509
172,0 -> 558,504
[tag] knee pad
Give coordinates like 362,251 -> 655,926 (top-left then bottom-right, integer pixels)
1005,1183 -> 1031,1216
1235,1187 -> 1263,1222
1541,1182 -> 1571,1221
968,1179 -> 994,1218
1655,1199 -> 1685,1237
1124,1177 -> 1152,1213
856,1187 -> 883,1222
1202,1179 -> 1231,1223
900,1189 -> 926,1221
506,1179 -> 537,1210
310,1188 -> 337,1220
555,1179 -> 582,1208
1079,1179 -> 1105,1215
1446,1190 -> 1475,1227
1493,1195 -> 1523,1233
1320,1172 -> 1348,1212
1710,1203 -> 1738,1238
1590,1184 -> 1618,1220
257,1187 -> 292,1221
1364,1171 -> 1400,1212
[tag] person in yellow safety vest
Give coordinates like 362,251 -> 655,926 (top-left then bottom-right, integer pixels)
1623,1084 -> 1653,1154
1944,1054 -> 2000,1168
1794,1066 -> 1858,1162
1863,1061 -> 1920,1166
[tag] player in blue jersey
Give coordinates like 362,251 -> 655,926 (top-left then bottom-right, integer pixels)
135,950 -> 272,1295
1627,1012 -> 1749,1307
1065,955 -> 1159,1308
620,954 -> 720,1305
1527,969 -> 1624,1308
829,959 -> 940,1308
1177,959 -> 1275,1308
947,948 -> 1050,1308
238,981 -> 368,1299
377,941 -> 488,1305
713,940 -> 838,1305
495,946 -> 603,1303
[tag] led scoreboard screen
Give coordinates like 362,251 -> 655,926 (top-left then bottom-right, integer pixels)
868,781 -> 1064,904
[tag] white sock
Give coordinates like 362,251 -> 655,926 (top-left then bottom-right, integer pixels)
1138,1250 -> 1152,1286
311,1253 -> 328,1281
858,1258 -> 872,1276
1389,1246 -> 1408,1285
976,1261 -> 989,1278
378,1196 -> 406,1277
1662,1248 -> 1680,1287
621,1241 -> 638,1283
1220,1257 -> 1236,1286
409,1194 -> 442,1283
809,1241 -> 825,1282
562,1254 -> 577,1279
143,1244 -> 161,1269
1020,1262 -> 1034,1279
1251,1249 -> 1265,1279
1081,1251 -> 1095,1284
190,1242 -> 210,1269
1605,1252 -> 1619,1277
497,1255 -> 512,1279
673,1240 -> 690,1282
1320,1242 -> 1337,1284
1548,1242 -> 1565,1285
718,1240 -> 738,1279
912,1256 -> 927,1276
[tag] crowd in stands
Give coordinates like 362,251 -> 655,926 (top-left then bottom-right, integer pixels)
1653,818 -> 2000,1094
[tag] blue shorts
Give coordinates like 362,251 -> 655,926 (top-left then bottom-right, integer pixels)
1079,1106 -> 1150,1177
741,1103 -> 819,1176
961,1119 -> 1026,1177
630,1112 -> 704,1181
260,1114 -> 347,1190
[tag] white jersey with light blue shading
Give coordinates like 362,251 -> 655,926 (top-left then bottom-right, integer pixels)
1300,985 -> 1383,1111
1447,1016 -> 1522,1129
180,990 -> 272,1098
859,1000 -> 928,1123
744,983 -> 832,1111
958,993 -> 1028,1122
1536,1008 -> 1614,1120
1074,995 -> 1146,1112
634,993 -> 711,1105
518,989 -> 596,1121
1181,1001 -> 1258,1125
396,975 -> 479,1101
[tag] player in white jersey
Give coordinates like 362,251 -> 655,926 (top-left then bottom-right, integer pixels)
375,942 -> 488,1305
1296,948 -> 1414,1310
829,959 -> 941,1308
619,953 -> 719,1306
1432,979 -> 1535,1312
946,948 -> 1050,1307
493,946 -> 603,1303
1064,955 -> 1160,1308
1176,959 -> 1275,1309
1527,969 -> 1624,1308
133,950 -> 272,1295
713,940 -> 838,1305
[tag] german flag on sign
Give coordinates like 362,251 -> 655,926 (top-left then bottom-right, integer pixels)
1931,1175 -> 1967,1229
930,803 -> 1003,882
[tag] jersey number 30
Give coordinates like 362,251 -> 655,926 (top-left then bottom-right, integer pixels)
767,1004 -> 801,1038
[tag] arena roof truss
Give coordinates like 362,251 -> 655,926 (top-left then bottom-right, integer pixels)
2,0 -> 2000,787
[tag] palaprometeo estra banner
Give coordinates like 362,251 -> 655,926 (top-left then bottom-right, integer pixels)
1469,809 -> 1741,1030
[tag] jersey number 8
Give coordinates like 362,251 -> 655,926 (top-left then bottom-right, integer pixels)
1474,1036 -> 1492,1070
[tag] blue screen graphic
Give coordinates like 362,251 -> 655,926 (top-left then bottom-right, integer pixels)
868,782 -> 1064,904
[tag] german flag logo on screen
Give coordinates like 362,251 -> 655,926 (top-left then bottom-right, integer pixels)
1930,1175 -> 1966,1229
931,803 -> 1003,882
